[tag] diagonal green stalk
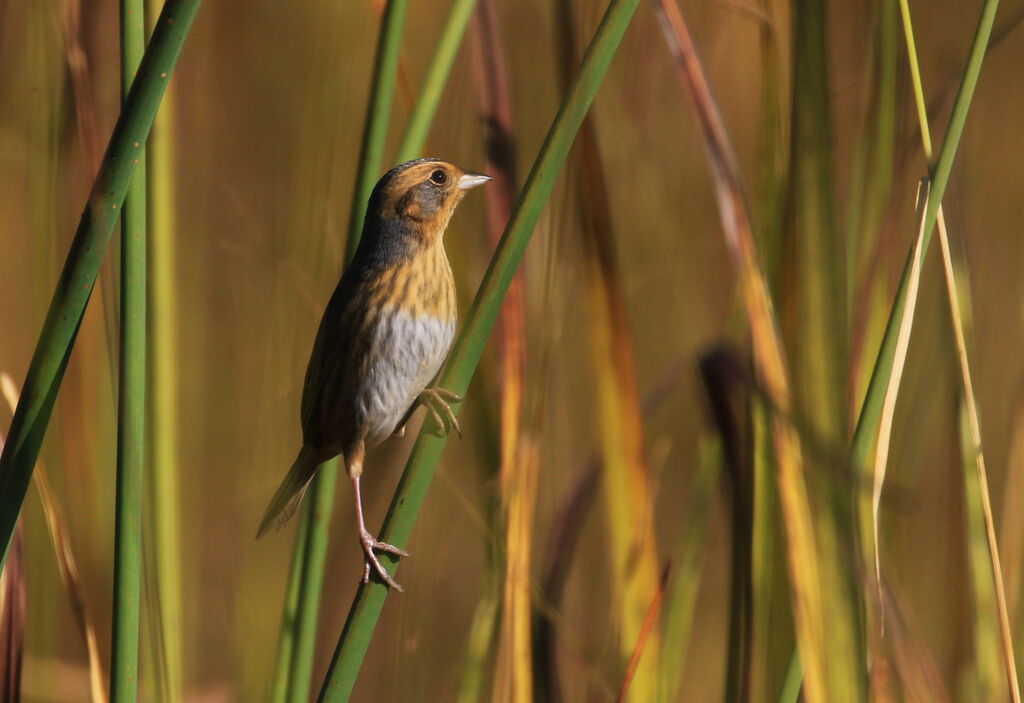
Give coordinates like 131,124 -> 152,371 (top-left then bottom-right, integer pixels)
395,0 -> 478,162
279,1 -> 408,698
314,0 -> 641,698
345,0 -> 409,259
0,0 -> 202,560
110,0 -> 148,699
850,0 -> 999,471
898,2 -> 1019,698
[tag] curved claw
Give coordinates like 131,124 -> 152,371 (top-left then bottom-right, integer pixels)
419,387 -> 463,438
359,531 -> 409,592
432,388 -> 463,403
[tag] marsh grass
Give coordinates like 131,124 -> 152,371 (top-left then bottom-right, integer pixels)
2,0 -> 1023,700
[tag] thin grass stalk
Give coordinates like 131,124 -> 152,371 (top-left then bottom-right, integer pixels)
315,0 -> 642,697
879,3 -> 1019,697
0,0 -> 201,560
395,0 -> 478,161
615,564 -> 670,703
280,2 -> 409,696
144,2 -> 184,697
269,501 -> 311,703
901,4 -> 1018,694
937,117 -> 1020,703
110,0 -> 148,698
648,2 -> 830,701
849,0 -> 1000,469
285,467 -> 338,702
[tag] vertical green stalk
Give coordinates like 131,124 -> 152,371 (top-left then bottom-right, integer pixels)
284,467 -> 338,702
791,0 -> 845,439
395,0 -> 478,162
111,0 -> 147,698
269,501 -> 311,703
145,0 -> 184,695
315,0 -> 641,698
0,0 -> 201,571
790,3 -> 861,700
279,2 -> 409,698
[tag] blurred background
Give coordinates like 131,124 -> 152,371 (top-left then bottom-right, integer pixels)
1,0 -> 1024,700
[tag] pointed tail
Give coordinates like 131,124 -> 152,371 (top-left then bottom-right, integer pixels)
255,446 -> 323,539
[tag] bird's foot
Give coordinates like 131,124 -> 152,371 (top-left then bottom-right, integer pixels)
359,530 -> 410,592
418,387 -> 463,438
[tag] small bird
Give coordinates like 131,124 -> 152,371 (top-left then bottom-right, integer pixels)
256,158 -> 490,590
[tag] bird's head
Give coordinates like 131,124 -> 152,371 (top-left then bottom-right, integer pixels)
364,159 -> 490,252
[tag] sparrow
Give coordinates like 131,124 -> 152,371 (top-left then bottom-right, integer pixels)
256,158 -> 490,590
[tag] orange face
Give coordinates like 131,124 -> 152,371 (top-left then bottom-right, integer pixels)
373,160 -> 490,247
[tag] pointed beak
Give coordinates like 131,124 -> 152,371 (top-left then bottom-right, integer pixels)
457,172 -> 492,190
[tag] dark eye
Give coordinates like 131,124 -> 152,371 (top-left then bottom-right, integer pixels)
429,169 -> 447,185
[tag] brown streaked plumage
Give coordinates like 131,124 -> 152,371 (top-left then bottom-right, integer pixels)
256,158 -> 489,591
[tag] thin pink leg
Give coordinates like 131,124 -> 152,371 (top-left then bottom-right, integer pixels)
352,473 -> 410,591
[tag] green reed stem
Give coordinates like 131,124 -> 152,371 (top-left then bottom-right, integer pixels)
110,0 -> 148,699
269,500 -> 311,703
395,0 -> 479,162
0,0 -> 201,562
850,0 -> 999,476
280,1 -> 409,698
345,0 -> 409,261
314,0 -> 641,698
285,465 -> 338,703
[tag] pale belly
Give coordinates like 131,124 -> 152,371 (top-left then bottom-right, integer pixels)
358,308 -> 456,446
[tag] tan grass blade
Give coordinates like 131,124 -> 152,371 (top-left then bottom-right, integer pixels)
494,441 -> 540,703
897,2 -> 1019,694
870,179 -> 930,603
1,374 -> 107,703
939,206 -> 1020,701
648,1 -> 829,700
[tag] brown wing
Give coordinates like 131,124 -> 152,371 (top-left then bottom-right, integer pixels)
299,269 -> 371,450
